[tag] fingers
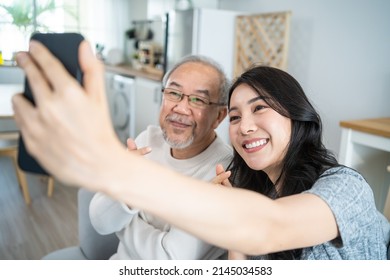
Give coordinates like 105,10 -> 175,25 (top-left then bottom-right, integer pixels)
28,40 -> 78,97
211,172 -> 231,185
137,146 -> 152,156
211,164 -> 232,187
228,251 -> 247,260
12,93 -> 36,130
126,138 -> 138,150
221,175 -> 232,187
15,51 -> 52,108
126,138 -> 152,156
79,40 -> 106,102
215,164 -> 225,176
12,93 -> 43,157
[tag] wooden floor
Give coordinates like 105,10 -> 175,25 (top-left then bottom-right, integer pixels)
0,156 -> 78,260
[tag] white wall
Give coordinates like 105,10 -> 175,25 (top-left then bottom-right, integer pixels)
78,0 -> 390,156
219,0 -> 390,157
79,0 -> 133,62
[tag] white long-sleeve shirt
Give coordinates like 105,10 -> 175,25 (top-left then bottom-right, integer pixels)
89,125 -> 233,259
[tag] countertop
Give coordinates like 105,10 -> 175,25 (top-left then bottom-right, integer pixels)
104,64 -> 163,82
0,84 -> 24,118
0,62 -> 164,82
340,117 -> 390,138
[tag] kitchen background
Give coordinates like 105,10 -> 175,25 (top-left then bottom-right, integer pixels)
84,1 -> 390,210
0,0 -> 389,260
1,0 -> 388,157
1,0 -> 390,204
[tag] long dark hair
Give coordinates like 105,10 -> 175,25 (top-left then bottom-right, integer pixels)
227,66 -> 339,259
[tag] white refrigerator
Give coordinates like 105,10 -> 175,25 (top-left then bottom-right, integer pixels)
164,8 -> 240,144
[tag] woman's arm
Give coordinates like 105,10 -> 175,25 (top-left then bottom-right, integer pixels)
105,156 -> 338,255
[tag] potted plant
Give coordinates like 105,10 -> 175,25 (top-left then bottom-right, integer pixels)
0,0 -> 78,62
0,0 -> 78,33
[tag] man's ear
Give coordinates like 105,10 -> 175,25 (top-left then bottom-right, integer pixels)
212,107 -> 227,129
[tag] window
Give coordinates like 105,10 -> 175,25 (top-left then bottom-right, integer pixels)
0,0 -> 80,61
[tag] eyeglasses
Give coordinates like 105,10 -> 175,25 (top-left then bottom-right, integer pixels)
162,88 -> 226,109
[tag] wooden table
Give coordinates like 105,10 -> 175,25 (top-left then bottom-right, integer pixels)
339,117 -> 390,211
0,84 -> 24,119
340,118 -> 390,138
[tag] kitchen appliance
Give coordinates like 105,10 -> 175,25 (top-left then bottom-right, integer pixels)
105,73 -> 136,144
163,8 -> 240,143
164,8 -> 239,79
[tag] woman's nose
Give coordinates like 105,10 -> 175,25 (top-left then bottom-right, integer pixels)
240,115 -> 257,135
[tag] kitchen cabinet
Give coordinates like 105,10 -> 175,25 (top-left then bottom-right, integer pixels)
134,77 -> 162,136
0,66 -> 24,84
339,118 -> 390,212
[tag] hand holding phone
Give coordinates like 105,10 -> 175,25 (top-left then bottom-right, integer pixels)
18,32 -> 84,175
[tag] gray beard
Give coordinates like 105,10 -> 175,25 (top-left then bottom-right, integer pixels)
162,129 -> 194,149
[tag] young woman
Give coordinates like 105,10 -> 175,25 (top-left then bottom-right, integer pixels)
13,40 -> 390,260
214,65 -> 390,259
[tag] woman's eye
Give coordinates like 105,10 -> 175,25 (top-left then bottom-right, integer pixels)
229,115 -> 240,122
254,105 -> 265,112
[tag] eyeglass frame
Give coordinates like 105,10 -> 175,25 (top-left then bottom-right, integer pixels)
161,87 -> 226,108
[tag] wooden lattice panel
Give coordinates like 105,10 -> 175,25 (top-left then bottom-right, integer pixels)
234,11 -> 291,77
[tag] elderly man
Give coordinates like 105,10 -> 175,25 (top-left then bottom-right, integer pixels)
89,55 -> 233,259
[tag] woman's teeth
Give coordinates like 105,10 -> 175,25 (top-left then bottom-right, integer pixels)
244,139 -> 267,149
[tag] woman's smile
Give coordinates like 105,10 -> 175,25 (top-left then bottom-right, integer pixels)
242,138 -> 269,153
229,83 -> 291,181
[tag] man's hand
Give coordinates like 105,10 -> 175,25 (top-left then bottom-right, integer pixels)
126,138 -> 151,156
211,164 -> 232,187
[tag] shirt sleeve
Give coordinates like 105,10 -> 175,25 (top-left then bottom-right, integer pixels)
89,192 -> 139,235
117,211 -> 225,259
304,167 -> 378,246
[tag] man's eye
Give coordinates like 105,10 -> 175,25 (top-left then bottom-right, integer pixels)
190,96 -> 207,105
169,91 -> 182,98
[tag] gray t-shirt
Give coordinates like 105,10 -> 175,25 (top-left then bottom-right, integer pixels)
251,167 -> 390,260
301,167 -> 390,259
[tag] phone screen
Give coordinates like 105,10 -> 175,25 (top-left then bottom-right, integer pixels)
18,32 -> 84,175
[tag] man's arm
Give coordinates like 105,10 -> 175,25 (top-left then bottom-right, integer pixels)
89,192 -> 139,235
118,212 -> 225,259
89,137 -> 150,235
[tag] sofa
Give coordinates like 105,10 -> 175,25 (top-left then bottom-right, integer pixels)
42,189 -> 119,260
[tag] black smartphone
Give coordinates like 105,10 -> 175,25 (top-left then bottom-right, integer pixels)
18,32 -> 84,175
